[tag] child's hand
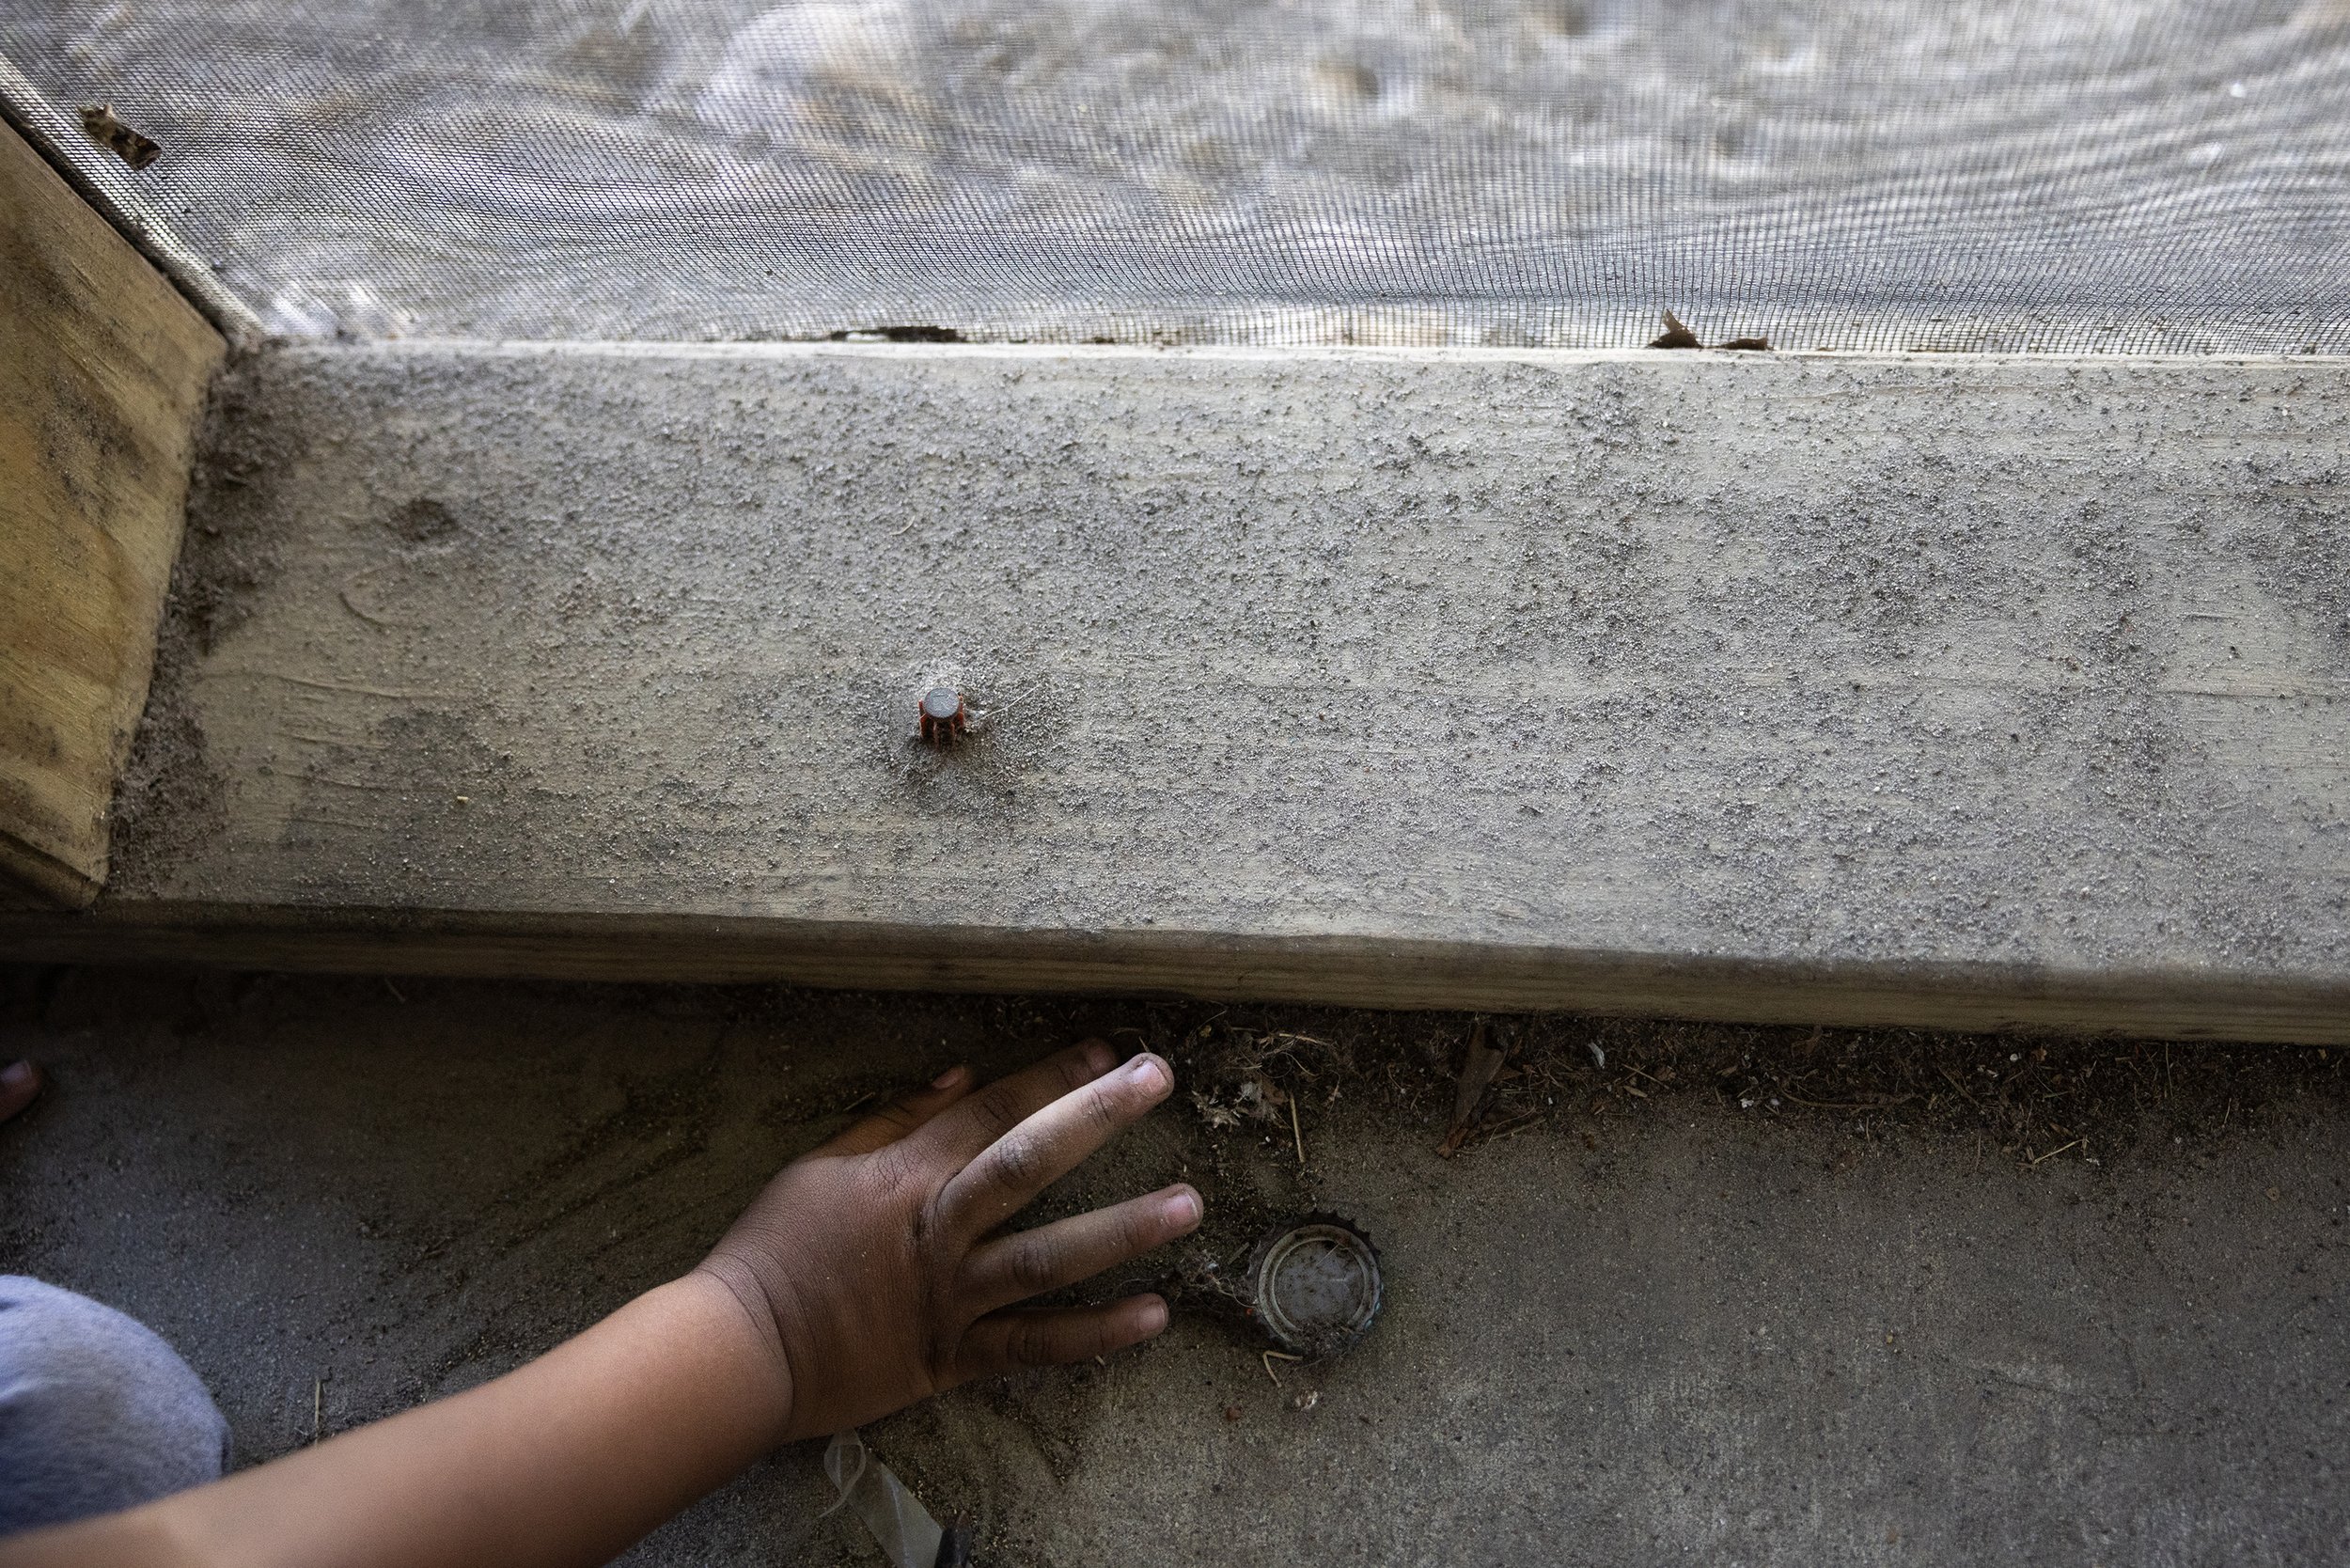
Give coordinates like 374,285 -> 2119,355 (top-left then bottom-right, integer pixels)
0,1042 -> 1194,1568
697,1040 -> 1198,1442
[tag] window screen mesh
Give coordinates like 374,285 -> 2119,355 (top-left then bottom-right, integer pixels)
5,1 -> 2347,350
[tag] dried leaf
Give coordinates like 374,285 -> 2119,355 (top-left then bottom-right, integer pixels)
1437,1019 -> 1509,1157
79,104 -> 160,169
1236,1072 -> 1291,1121
1191,1091 -> 1241,1130
1649,309 -> 1700,349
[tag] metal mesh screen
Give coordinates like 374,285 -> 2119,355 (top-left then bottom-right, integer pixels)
5,0 -> 2348,350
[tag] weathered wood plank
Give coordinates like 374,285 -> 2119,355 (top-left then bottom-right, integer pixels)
0,124 -> 224,905
6,342 -> 2348,1040
7,903 -> 2348,1043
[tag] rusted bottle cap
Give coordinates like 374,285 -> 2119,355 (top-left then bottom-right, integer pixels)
1246,1214 -> 1383,1357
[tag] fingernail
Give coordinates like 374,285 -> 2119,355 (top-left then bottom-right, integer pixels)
1136,1296 -> 1169,1335
0,1061 -> 32,1093
1165,1187 -> 1202,1230
1081,1040 -> 1116,1074
931,1064 -> 966,1089
1126,1053 -> 1169,1092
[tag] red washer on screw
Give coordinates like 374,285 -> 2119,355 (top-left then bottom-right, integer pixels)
918,685 -> 966,745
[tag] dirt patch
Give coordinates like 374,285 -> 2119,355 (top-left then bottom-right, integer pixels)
385,496 -> 462,545
1155,1004 -> 2350,1171
104,615 -> 224,896
104,348 -> 298,893
816,996 -> 2348,1566
810,994 -> 2350,1567
7,967 -> 2345,1567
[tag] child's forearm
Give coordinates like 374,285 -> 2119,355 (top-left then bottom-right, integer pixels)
2,1043 -> 1188,1566
2,1271 -> 791,1568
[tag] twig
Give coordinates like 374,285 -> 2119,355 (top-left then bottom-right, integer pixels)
1290,1097 -> 1306,1168
2027,1138 -> 2082,1167
1781,1091 -> 1917,1113
1480,1109 -> 1547,1143
337,587 -> 395,629
973,685 -> 1047,724
1261,1350 -> 1302,1385
1438,1017 -> 1506,1157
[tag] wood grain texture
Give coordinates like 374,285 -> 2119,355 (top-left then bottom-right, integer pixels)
0,125 -> 223,905
8,903 -> 2348,1043
7,341 -> 2347,1040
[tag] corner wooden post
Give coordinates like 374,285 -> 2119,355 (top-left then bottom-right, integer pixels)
0,124 -> 224,905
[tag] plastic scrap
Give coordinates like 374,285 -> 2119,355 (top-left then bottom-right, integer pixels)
822,1430 -> 945,1568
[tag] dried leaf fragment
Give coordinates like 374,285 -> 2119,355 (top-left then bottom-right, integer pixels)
1437,1018 -> 1509,1157
1192,1090 -> 1241,1129
1236,1072 -> 1291,1123
79,104 -> 160,169
1649,309 -> 1701,349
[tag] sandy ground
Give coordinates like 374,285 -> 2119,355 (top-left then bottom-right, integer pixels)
2,963 -> 2345,1564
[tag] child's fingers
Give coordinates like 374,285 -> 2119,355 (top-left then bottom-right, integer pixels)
959,1184 -> 1202,1316
933,1053 -> 1173,1236
818,1065 -> 974,1156
905,1039 -> 1118,1168
953,1294 -> 1170,1381
0,1060 -> 41,1125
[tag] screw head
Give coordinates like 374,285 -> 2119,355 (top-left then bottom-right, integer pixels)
918,684 -> 967,744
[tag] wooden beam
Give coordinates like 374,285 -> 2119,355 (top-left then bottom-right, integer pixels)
8,903 -> 2348,1043
0,124 -> 224,905
6,341 -> 2347,1041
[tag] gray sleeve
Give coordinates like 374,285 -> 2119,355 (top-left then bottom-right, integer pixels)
0,1276 -> 229,1536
